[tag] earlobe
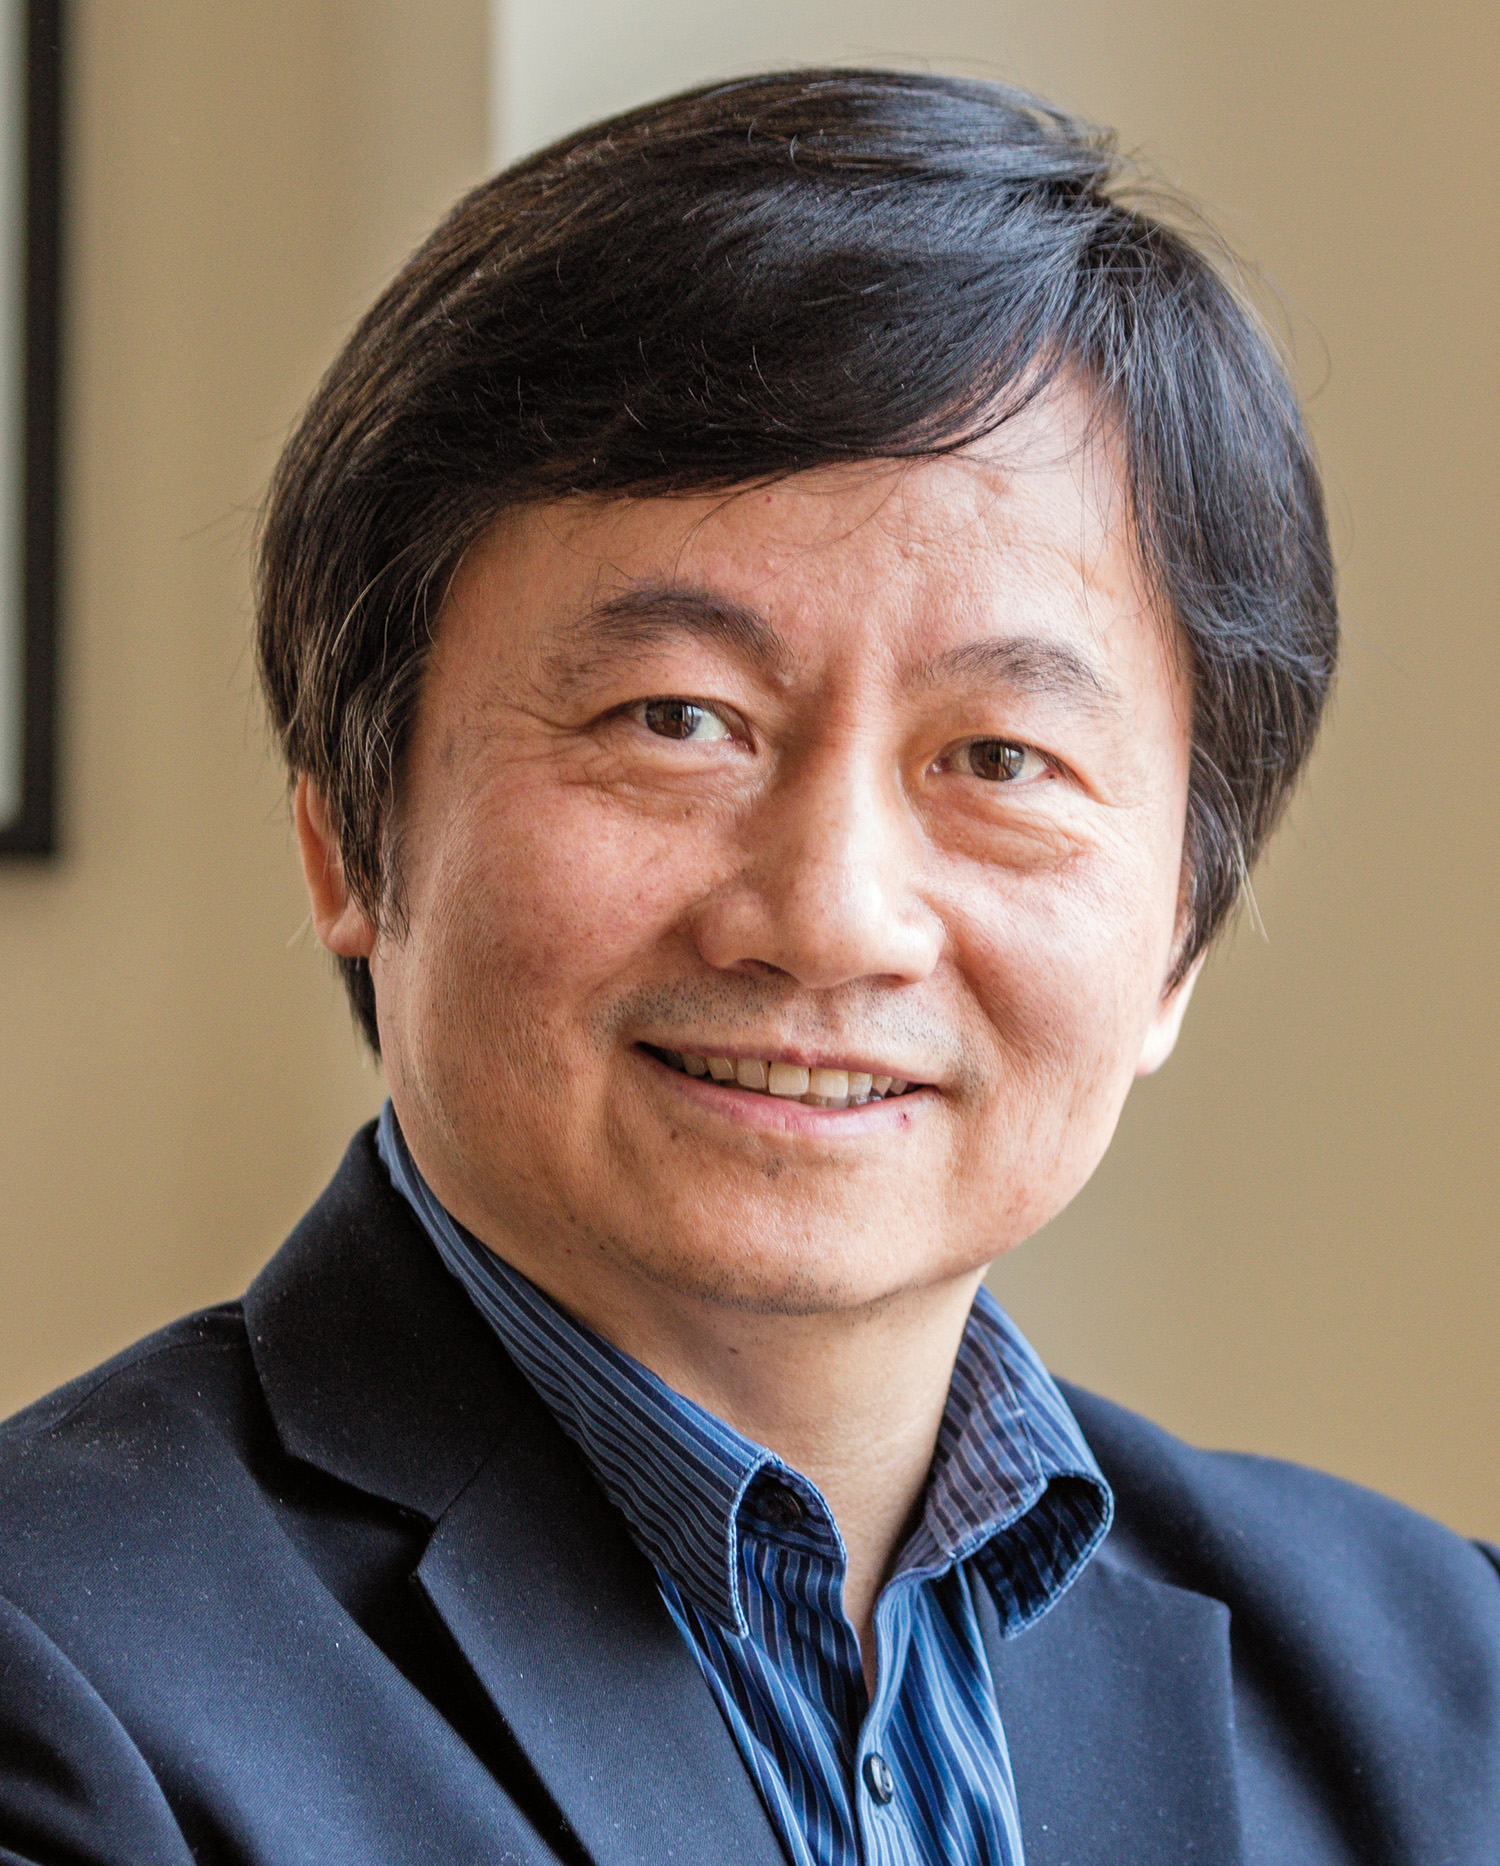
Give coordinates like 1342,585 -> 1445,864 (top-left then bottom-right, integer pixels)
1136,952 -> 1205,1077
293,775 -> 378,961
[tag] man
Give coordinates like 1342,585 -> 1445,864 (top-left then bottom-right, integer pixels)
1,69 -> 1496,1866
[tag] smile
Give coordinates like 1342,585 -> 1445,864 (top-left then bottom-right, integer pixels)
641,1045 -> 921,1108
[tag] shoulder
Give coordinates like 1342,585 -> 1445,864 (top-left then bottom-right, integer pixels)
1063,1378 -> 1500,1576
0,1123 -> 514,1650
0,1299 -> 261,1472
1061,1378 -> 1500,1686
0,1302 -> 278,1595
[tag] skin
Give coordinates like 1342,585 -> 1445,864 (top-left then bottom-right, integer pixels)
297,386 -> 1199,1687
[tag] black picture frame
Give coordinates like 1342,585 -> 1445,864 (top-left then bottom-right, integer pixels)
0,0 -> 61,858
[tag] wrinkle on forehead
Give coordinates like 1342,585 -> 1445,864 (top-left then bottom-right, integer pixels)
448,375 -> 1179,717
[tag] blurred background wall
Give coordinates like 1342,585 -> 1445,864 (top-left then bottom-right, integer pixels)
1,1 -> 1495,1539
0,2 -> 485,1406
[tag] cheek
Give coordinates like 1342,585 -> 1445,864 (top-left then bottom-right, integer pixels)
401,774 -> 711,1063
947,845 -> 1180,1224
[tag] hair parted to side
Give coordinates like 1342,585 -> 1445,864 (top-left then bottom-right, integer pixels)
257,69 -> 1336,1055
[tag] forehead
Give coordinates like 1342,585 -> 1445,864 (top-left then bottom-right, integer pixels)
443,384 -> 1177,706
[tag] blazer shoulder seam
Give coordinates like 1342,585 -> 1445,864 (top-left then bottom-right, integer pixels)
5,1309 -> 249,1448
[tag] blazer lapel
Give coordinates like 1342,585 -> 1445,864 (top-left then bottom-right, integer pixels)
981,1553 -> 1245,1865
247,1128 -> 787,1866
416,1379 -> 789,1866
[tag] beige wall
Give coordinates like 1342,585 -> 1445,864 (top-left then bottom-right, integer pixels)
2,2 -> 1496,1542
0,2 -> 488,1406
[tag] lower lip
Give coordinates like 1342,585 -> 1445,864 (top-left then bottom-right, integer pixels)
636,1047 -> 932,1136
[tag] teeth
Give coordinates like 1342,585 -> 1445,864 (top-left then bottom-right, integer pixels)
660,1049 -> 916,1104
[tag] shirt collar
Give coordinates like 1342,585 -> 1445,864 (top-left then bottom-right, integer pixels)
377,1102 -> 1111,1636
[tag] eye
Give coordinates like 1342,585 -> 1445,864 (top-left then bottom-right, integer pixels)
945,738 -> 1050,783
633,698 -> 734,743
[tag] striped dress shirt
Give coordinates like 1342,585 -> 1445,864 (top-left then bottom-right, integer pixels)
378,1104 -> 1111,1866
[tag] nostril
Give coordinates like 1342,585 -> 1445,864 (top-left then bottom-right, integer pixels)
738,958 -> 795,981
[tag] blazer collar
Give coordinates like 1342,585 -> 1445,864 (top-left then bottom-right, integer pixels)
243,1122 -> 520,1519
243,1125 -> 789,1866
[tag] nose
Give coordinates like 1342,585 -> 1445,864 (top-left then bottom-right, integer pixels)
690,745 -> 943,990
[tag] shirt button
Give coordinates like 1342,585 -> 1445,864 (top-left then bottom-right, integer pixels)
862,1751 -> 895,1804
754,1479 -> 805,1530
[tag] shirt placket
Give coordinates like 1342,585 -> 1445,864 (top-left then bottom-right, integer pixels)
740,1476 -> 871,1866
856,1579 -> 921,1865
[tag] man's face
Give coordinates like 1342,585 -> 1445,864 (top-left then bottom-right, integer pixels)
362,390 -> 1194,1330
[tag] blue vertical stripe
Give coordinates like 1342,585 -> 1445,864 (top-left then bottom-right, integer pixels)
379,1103 -> 1111,1866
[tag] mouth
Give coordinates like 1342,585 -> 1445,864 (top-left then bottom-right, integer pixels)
638,1044 -> 925,1108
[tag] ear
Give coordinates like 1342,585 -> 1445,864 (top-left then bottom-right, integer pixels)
1136,951 -> 1205,1077
293,775 -> 378,960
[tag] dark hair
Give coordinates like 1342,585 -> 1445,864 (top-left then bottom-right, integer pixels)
257,69 -> 1336,1054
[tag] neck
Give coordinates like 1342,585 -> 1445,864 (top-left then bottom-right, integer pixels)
553,1258 -> 986,1686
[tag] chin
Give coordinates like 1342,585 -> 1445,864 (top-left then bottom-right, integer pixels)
618,1218 -> 982,1318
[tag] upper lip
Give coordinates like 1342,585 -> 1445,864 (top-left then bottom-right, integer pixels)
640,1040 -> 933,1085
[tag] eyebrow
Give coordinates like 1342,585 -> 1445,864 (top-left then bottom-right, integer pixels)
543,585 -> 789,687
911,635 -> 1122,712
544,585 -> 1119,714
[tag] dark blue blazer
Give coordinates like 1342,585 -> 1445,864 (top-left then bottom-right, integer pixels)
2,1126 -> 1497,1864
